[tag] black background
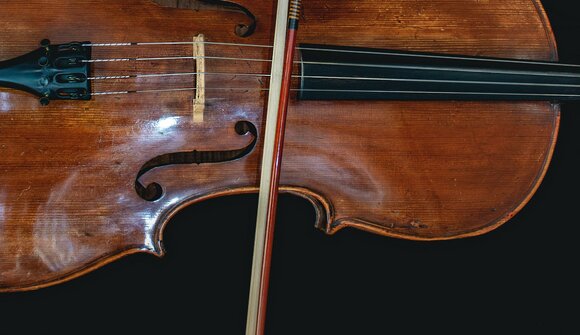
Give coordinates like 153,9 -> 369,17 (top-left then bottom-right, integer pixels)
1,1 -> 579,333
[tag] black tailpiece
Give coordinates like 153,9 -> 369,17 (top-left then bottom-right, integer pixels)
0,39 -> 91,105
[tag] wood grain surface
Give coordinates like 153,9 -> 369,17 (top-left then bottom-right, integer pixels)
0,0 -> 559,291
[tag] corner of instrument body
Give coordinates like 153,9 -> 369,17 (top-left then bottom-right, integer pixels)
151,186 -> 336,256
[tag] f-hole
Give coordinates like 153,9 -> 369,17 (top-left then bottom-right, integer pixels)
151,0 -> 257,37
135,121 -> 258,201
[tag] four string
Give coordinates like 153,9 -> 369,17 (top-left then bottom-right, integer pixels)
85,40 -> 580,97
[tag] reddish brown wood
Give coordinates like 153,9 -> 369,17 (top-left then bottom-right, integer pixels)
256,25 -> 300,335
0,0 -> 560,291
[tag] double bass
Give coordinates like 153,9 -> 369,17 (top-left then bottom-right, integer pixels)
0,0 -> 577,332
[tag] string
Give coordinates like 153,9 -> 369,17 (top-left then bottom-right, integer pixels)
91,87 -> 266,95
83,56 -> 580,79
85,41 -> 273,49
85,40 -> 580,97
83,40 -> 580,69
83,55 -> 271,63
88,71 -> 270,80
87,71 -> 580,88
91,87 -> 580,97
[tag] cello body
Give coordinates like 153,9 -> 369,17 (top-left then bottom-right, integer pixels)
0,0 -> 559,291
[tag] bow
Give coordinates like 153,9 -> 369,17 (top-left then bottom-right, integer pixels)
246,0 -> 303,334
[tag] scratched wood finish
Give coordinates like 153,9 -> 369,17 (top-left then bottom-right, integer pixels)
0,0 -> 558,291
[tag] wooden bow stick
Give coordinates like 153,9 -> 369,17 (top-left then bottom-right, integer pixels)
246,0 -> 302,334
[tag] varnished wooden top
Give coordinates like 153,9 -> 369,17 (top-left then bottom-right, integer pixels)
0,0 -> 560,292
